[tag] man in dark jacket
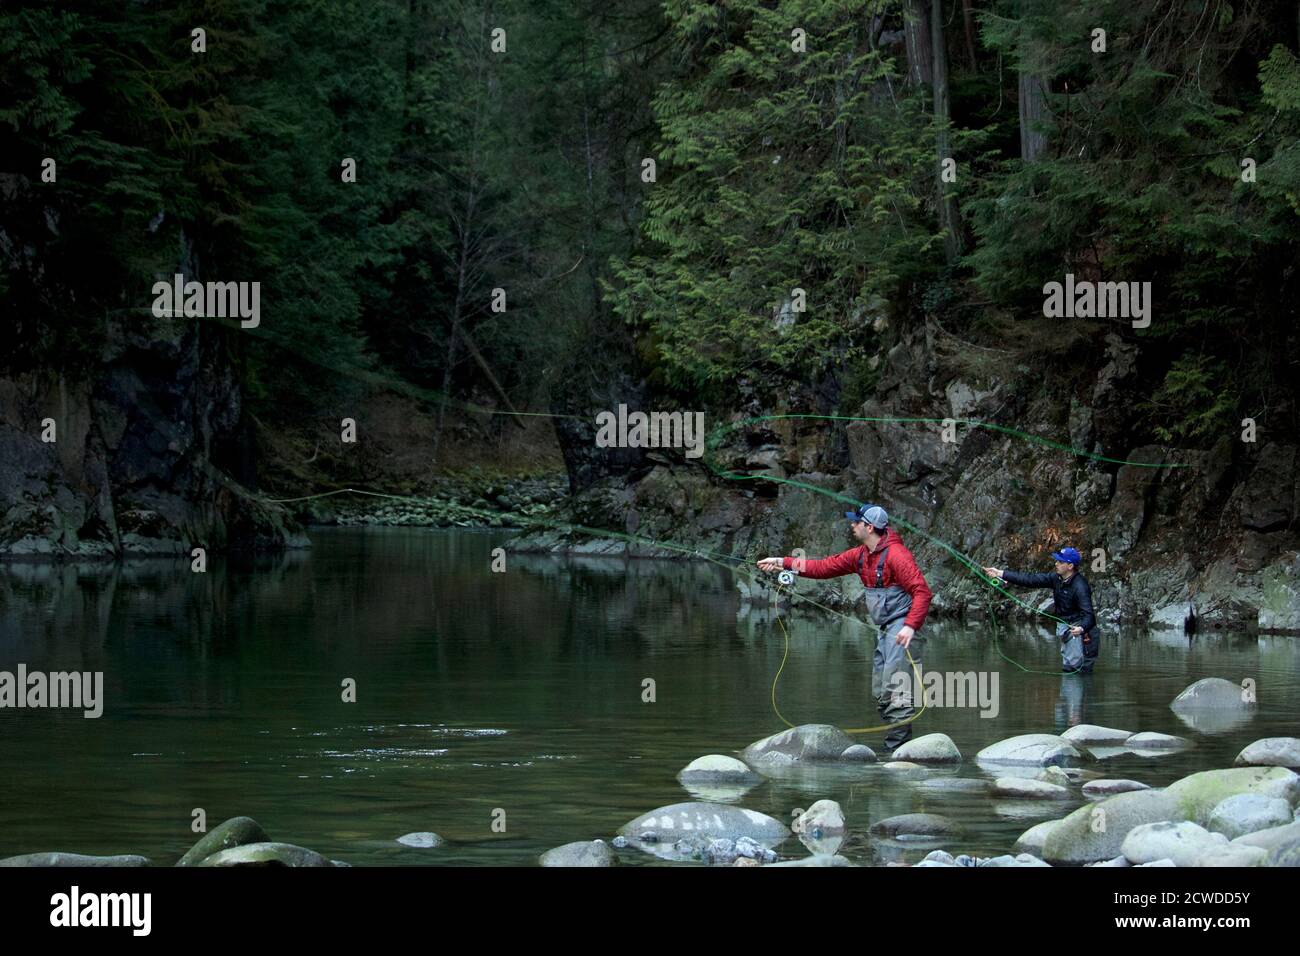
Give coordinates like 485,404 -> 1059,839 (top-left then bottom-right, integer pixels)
758,503 -> 934,751
983,547 -> 1099,673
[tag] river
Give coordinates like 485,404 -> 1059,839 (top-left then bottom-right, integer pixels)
1,527 -> 1295,865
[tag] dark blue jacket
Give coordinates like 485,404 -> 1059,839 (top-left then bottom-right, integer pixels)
1001,569 -> 1096,632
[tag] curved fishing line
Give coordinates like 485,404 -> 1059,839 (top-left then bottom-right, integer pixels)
706,413 -> 1191,469
261,485 -> 919,736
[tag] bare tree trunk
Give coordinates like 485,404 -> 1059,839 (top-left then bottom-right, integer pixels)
961,0 -> 978,68
1019,70 -> 1049,162
903,0 -> 933,89
931,0 -> 963,262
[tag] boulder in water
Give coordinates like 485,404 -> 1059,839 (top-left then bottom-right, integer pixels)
992,777 -> 1073,800
177,816 -> 270,866
1124,731 -> 1191,750
890,733 -> 961,764
869,813 -> 961,839
677,754 -> 761,785
1234,737 -> 1300,770
1041,789 -> 1181,865
976,734 -> 1087,768
742,724 -> 857,770
1170,677 -> 1255,712
839,744 -> 878,762
1013,819 -> 1065,856
539,840 -> 616,867
1083,779 -> 1150,799
767,853 -> 855,867
619,802 -> 790,855
396,832 -> 444,849
198,842 -> 334,867
0,852 -> 149,867
1062,724 -> 1133,745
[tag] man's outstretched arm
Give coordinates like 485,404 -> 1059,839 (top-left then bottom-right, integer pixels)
985,567 -> 1056,588
756,547 -> 861,579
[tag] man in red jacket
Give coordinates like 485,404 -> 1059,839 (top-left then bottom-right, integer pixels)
758,503 -> 933,752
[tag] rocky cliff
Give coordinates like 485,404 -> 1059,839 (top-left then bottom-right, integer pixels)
0,314 -> 306,559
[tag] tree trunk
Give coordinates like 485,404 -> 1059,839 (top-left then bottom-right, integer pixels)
931,0 -> 963,262
903,0 -> 933,89
961,0 -> 978,68
1019,70 -> 1049,163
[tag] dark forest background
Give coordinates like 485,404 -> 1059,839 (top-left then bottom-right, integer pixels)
4,0 -> 1300,483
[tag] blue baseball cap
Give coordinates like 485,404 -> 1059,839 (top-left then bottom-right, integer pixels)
845,503 -> 888,527
1051,547 -> 1082,565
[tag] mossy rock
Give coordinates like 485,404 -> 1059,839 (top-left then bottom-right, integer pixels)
176,816 -> 269,867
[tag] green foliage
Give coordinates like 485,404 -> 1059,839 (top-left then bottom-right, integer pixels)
1141,355 -> 1236,443
606,0 -> 939,395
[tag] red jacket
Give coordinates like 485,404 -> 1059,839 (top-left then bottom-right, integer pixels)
782,529 -> 933,631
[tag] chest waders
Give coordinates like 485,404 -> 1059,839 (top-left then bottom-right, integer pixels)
859,547 -> 921,751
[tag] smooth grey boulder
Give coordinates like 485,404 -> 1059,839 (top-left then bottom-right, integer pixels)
915,777 -> 992,794
396,832 -> 444,848
839,744 -> 878,763
881,760 -> 926,772
869,813 -> 961,839
1037,767 -> 1072,787
539,840 -> 616,867
976,734 -> 1087,768
1193,844 -> 1268,867
677,754 -> 762,785
1207,794 -> 1294,839
1121,821 -> 1228,867
792,800 -> 845,838
890,733 -> 961,764
1083,779 -> 1150,799
1231,820 -> 1300,853
1042,788 -> 1181,865
1170,677 -> 1255,711
916,850 -> 955,866
979,853 -> 1051,867
0,852 -> 149,867
741,724 -> 857,769
1266,838 -> 1300,866
177,816 -> 270,866
767,853 -> 855,867
1124,731 -> 1191,750
992,777 -> 1073,800
1234,737 -> 1300,770
620,802 -> 789,848
198,842 -> 334,867
1013,819 -> 1065,855
1062,724 -> 1133,745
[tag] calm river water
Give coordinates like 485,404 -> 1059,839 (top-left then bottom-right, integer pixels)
1,527 -> 1295,865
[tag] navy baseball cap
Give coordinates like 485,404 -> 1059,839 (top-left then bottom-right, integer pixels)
1052,547 -> 1082,565
845,503 -> 889,527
